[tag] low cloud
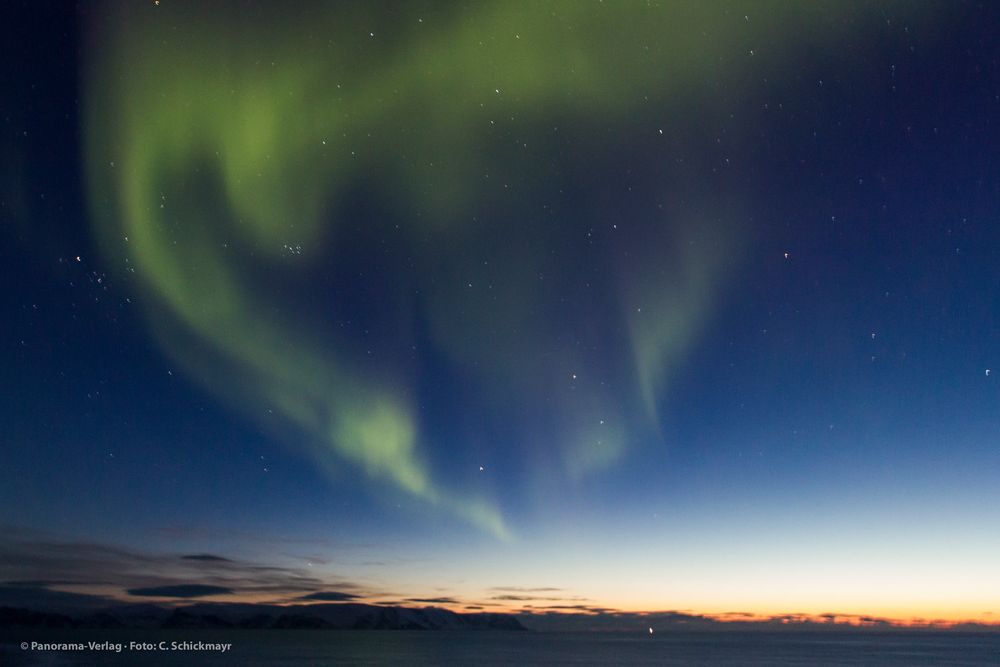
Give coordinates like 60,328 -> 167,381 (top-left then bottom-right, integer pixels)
0,584 -> 114,612
0,527 -> 376,609
180,554 -> 233,563
528,604 -> 616,614
297,591 -> 360,602
490,594 -> 591,602
491,595 -> 535,601
127,584 -> 233,599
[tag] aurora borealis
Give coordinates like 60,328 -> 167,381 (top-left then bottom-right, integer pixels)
82,1 -> 861,534
4,0 -> 1000,629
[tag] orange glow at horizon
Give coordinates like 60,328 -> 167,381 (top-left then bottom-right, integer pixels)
74,581 -> 998,628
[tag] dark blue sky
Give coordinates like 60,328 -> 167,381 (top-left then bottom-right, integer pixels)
2,1 -> 999,621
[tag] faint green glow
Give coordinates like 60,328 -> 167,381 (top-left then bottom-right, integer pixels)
84,1 -> 913,534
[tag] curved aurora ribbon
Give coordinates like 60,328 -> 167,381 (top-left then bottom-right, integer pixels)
83,1 -> 921,536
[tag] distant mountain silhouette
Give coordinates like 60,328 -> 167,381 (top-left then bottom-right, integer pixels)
0,602 -> 527,631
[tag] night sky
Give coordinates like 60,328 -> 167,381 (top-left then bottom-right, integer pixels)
3,1 -> 1000,625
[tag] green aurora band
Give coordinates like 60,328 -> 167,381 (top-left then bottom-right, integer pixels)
84,1 -> 926,536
